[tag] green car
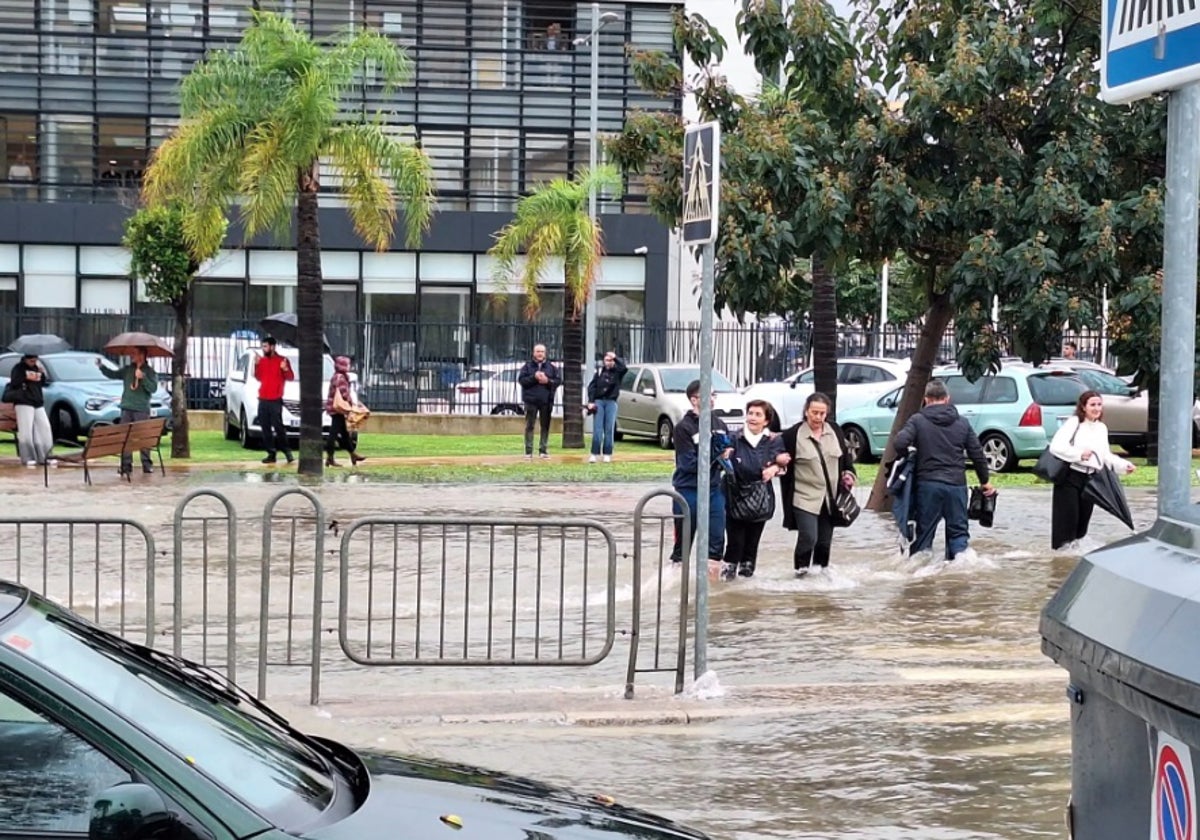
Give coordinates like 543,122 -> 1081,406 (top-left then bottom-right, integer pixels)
837,367 -> 1087,472
0,581 -> 709,840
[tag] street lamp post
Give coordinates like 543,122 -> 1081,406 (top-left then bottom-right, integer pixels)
575,5 -> 620,433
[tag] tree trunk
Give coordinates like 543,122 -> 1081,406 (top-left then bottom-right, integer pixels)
810,257 -> 839,416
561,278 -> 585,448
865,292 -> 954,512
170,290 -> 191,458
296,163 -> 325,477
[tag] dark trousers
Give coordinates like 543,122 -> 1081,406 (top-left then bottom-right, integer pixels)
793,507 -> 834,570
671,485 -> 726,562
725,518 -> 767,575
118,408 -> 152,474
1051,469 -> 1094,549
912,480 -> 970,559
524,402 -> 552,455
325,413 -> 354,455
259,399 -> 291,457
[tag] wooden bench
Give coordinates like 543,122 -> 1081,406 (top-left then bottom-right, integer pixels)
55,418 -> 168,487
0,403 -> 14,442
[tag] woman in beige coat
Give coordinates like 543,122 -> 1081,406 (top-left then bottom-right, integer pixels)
779,392 -> 857,577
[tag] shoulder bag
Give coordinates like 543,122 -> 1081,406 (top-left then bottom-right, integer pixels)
814,438 -> 861,528
1033,421 -> 1080,484
1,382 -> 21,404
725,473 -> 775,523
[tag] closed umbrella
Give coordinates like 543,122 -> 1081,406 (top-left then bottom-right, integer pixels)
1082,466 -> 1135,530
259,313 -> 332,354
8,334 -> 70,355
104,332 -> 173,359
887,447 -> 918,550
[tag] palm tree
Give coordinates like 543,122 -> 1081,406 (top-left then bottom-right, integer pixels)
143,10 -> 435,475
489,166 -> 622,449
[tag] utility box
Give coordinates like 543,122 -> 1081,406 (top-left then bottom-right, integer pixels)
1041,518 -> 1200,840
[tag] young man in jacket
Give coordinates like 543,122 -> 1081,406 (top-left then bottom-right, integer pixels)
96,346 -> 158,475
518,344 -> 560,459
670,379 -> 732,567
586,351 -> 627,463
891,379 -> 995,559
253,337 -> 294,465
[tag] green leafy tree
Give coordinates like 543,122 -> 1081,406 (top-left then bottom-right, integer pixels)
489,166 -> 622,449
144,10 -> 435,475
123,205 -> 224,458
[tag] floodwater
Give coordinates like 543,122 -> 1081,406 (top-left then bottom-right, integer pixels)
0,468 -> 1163,839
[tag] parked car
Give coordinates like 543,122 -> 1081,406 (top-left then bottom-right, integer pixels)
0,351 -> 171,440
0,579 -> 710,839
741,358 -> 911,429
836,366 -> 1089,471
450,362 -> 586,417
224,348 -> 348,449
616,364 -> 746,449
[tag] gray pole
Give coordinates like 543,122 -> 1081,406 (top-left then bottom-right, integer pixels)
1159,83 -> 1200,522
583,2 -> 601,435
694,244 -> 715,678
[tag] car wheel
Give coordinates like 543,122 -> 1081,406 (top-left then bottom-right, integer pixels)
657,416 -> 674,450
1122,441 -> 1147,457
223,411 -> 238,441
52,404 -> 79,442
843,425 -> 875,463
491,405 -> 523,416
239,409 -> 254,450
980,432 -> 1017,473
614,428 -> 624,442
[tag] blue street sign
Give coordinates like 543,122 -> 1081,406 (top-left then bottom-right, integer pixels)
1102,0 -> 1200,103
682,122 -> 720,246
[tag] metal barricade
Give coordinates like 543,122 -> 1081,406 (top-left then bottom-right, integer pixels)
172,489 -> 238,683
258,487 -> 325,705
338,517 -> 617,667
0,518 -> 156,645
625,489 -> 691,698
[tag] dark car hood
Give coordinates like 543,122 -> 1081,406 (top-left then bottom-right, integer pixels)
304,750 -> 710,840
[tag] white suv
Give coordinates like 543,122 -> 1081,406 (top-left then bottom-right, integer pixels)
742,357 -> 911,428
223,350 -> 347,448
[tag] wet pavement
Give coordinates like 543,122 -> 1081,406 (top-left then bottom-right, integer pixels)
0,468 -> 1162,839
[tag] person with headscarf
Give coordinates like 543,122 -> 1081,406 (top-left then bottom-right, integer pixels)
325,356 -> 365,467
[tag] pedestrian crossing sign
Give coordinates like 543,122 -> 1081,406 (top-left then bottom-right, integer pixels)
682,122 -> 720,246
1102,0 -> 1200,102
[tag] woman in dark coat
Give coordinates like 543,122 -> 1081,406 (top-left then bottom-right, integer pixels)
779,392 -> 857,576
723,399 -> 790,579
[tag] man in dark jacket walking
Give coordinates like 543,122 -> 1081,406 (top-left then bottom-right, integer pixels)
518,344 -> 561,459
586,351 -> 626,463
892,379 -> 995,559
670,379 -> 732,566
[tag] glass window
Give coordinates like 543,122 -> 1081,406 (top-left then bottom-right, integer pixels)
841,364 -> 885,385
40,115 -> 94,202
0,113 -> 38,200
620,367 -> 638,390
193,281 -> 245,323
0,685 -> 130,833
982,377 -> 1018,404
1073,368 -> 1135,397
97,117 -> 147,198
944,376 -> 985,405
659,368 -> 736,393
635,368 -> 655,392
524,134 -> 570,191
364,0 -> 416,47
1027,373 -> 1087,406
420,130 -> 466,211
794,370 -> 814,385
468,129 -> 518,212
0,1 -> 35,28
419,0 -> 468,86
246,284 -> 296,316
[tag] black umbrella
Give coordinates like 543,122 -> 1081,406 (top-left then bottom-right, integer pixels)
8,334 -> 71,355
1083,466 -> 1135,530
259,313 -> 331,354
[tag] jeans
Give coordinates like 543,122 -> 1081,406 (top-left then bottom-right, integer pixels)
792,507 -> 834,570
590,399 -> 618,456
14,404 -> 52,465
524,402 -> 552,455
912,480 -> 970,559
671,485 -> 726,562
118,408 -> 153,474
1051,469 -> 1093,549
259,398 -> 291,458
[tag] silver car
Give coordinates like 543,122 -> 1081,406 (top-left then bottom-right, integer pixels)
616,364 -> 746,449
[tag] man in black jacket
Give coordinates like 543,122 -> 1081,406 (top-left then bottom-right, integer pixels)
518,344 -> 561,459
892,379 -> 995,559
670,380 -> 732,565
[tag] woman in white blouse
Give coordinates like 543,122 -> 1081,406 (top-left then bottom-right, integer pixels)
1048,390 -> 1136,549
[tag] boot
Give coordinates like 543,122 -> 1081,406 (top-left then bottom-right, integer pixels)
325,455 -> 340,467
350,451 -> 366,465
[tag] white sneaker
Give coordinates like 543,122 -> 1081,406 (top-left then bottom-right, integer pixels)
46,458 -> 58,467
603,455 -> 612,463
24,461 -> 36,469
588,455 -> 597,464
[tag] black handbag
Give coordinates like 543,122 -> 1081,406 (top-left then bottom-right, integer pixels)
1033,422 -> 1080,484
725,476 -> 775,523
2,382 -> 22,404
968,486 -> 996,528
815,438 -> 860,528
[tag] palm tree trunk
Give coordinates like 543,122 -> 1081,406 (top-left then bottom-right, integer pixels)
296,163 -> 325,476
561,282 -> 585,448
810,256 -> 839,416
170,289 -> 191,458
865,290 -> 954,511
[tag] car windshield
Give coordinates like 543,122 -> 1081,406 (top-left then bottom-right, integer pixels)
42,356 -> 116,382
659,369 -> 736,393
1073,369 -> 1134,396
2,600 -> 337,830
1027,373 -> 1087,406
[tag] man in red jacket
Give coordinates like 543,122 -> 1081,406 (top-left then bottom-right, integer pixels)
254,336 -> 294,465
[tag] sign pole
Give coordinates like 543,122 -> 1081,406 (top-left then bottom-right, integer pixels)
694,242 -> 714,679
1158,82 -> 1200,521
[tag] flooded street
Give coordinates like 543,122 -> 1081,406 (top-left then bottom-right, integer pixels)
0,469 -> 1159,839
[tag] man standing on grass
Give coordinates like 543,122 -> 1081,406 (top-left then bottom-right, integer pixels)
254,336 -> 294,466
96,347 -> 158,476
518,344 -> 560,460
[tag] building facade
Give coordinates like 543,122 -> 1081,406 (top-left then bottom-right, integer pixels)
0,0 -> 679,376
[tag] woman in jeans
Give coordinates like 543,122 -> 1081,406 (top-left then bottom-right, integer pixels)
723,400 -> 790,579
324,356 -> 365,467
6,354 -> 53,468
780,392 -> 856,577
586,351 -> 627,463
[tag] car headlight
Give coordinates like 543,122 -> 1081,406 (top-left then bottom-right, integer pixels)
85,397 -> 117,411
